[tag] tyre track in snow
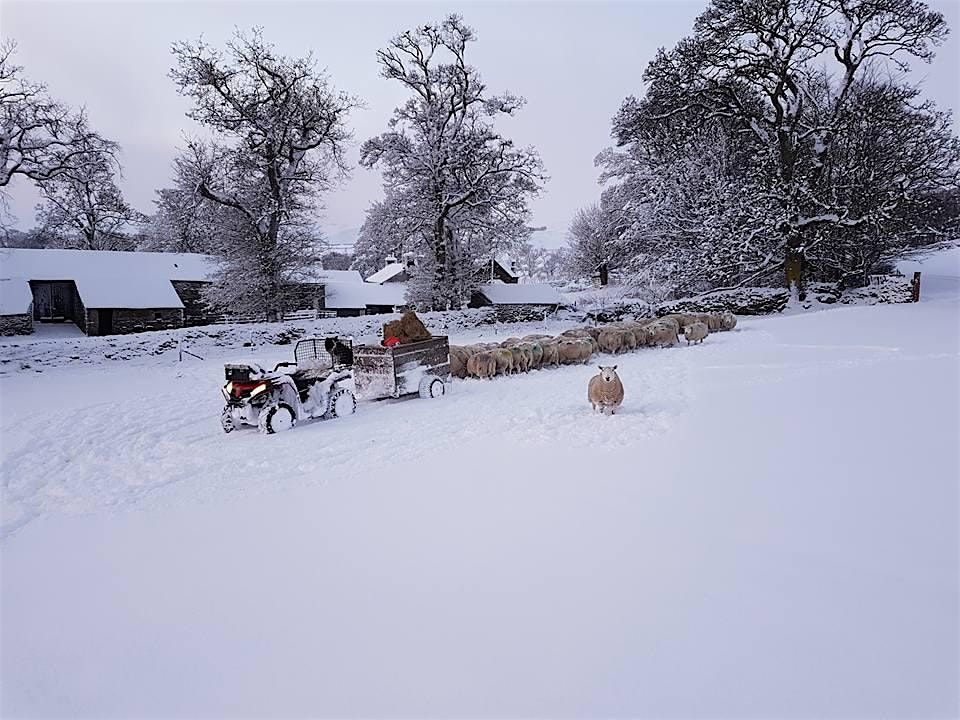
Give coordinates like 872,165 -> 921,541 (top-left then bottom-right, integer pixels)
1,342 -> 694,539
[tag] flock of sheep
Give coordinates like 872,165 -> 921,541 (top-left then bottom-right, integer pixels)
448,310 -> 738,380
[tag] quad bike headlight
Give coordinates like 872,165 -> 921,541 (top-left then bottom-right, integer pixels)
249,383 -> 268,398
225,381 -> 234,395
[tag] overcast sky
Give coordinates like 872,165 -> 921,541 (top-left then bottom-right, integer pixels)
2,0 -> 958,249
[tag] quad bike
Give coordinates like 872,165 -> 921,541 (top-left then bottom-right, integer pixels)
220,336 -> 357,434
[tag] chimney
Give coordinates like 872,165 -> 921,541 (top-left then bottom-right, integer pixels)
384,254 -> 397,265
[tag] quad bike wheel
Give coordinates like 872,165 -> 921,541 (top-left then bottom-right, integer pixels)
418,377 -> 446,399
221,407 -> 235,433
328,388 -> 356,418
259,403 -> 296,434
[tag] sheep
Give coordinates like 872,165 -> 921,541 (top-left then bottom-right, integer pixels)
526,341 -> 544,369
467,351 -> 497,379
644,320 -> 679,347
719,311 -> 737,331
588,365 -> 625,415
539,340 -> 560,367
660,313 -> 697,331
508,345 -> 529,373
491,347 -> 514,375
448,345 -> 470,378
683,321 -> 709,345
654,316 -> 681,334
558,338 -> 589,365
597,328 -> 624,355
617,327 -> 638,352
703,313 -> 723,332
500,337 -> 523,347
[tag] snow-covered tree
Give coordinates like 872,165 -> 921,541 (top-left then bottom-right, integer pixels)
360,15 -> 545,310
170,28 -> 356,320
566,204 -> 620,285
142,149 -> 233,255
34,132 -> 142,251
351,194 -> 423,278
600,0 -> 959,297
0,41 -> 110,193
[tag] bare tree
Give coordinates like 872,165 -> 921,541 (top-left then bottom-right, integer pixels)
0,40 -> 110,190
34,133 -> 142,250
361,15 -> 545,310
170,28 -> 357,320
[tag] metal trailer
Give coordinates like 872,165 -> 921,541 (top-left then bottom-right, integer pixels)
353,336 -> 451,401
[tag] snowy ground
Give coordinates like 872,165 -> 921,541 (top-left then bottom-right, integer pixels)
1,251 -> 957,717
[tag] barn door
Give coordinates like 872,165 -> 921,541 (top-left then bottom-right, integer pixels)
50,284 -> 67,318
99,309 -> 114,335
33,283 -> 51,320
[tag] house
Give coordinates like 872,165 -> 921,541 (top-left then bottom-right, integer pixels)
366,253 -> 417,285
476,256 -> 520,284
469,281 -> 561,312
320,281 -> 407,316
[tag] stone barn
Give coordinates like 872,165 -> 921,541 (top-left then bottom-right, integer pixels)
0,248 -> 219,336
469,282 -> 562,322
0,278 -> 35,336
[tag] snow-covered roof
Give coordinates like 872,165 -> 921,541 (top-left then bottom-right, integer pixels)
0,278 -> 33,315
477,282 -> 561,306
496,255 -> 519,278
366,263 -> 406,284
296,268 -> 364,284
0,248 -> 220,309
323,281 -> 407,309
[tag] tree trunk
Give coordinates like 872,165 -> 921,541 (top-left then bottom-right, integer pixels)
784,228 -> 806,300
432,218 -> 447,311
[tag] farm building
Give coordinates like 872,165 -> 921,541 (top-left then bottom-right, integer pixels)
469,282 -> 562,315
0,249 -> 383,335
366,254 -> 417,284
0,248 -> 220,336
0,278 -> 34,336
476,256 -> 520,284
321,281 -> 407,316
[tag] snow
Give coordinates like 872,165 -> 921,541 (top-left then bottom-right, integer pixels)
0,248 -> 219,309
0,247 -> 217,283
297,268 -> 364,284
0,278 -> 33,315
477,281 -> 561,305
366,262 -> 406,284
323,280 -> 406,309
0,250 -> 957,717
74,275 -> 186,309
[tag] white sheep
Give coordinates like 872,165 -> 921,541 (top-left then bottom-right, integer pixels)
683,321 -> 708,345
588,365 -> 625,415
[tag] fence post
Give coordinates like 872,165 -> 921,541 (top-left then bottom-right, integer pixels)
911,271 -> 921,302
178,339 -> 182,362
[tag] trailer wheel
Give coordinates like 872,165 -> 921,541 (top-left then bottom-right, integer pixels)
259,403 -> 296,434
328,388 -> 356,418
419,377 -> 446,399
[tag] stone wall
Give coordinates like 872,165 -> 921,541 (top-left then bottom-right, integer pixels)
286,283 -> 324,313
0,312 -> 34,336
86,308 -> 184,336
171,281 -> 216,326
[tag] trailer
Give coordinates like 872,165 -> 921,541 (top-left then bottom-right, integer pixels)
353,336 -> 451,401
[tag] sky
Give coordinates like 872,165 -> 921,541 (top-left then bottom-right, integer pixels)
2,0 -> 958,250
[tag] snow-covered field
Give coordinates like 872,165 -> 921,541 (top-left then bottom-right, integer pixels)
1,251 -> 957,717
